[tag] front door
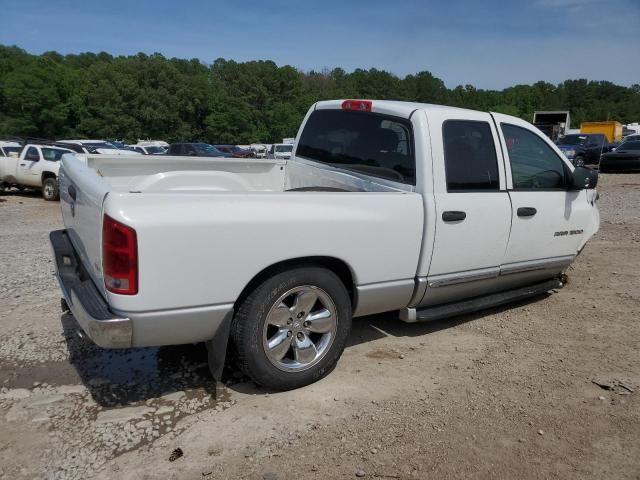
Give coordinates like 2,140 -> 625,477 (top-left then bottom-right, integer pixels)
17,147 -> 41,187
492,113 -> 594,270
421,111 -> 512,306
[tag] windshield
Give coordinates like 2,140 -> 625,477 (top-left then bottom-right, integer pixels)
275,145 -> 293,153
1,146 -> 21,156
41,148 -> 71,161
617,141 -> 640,151
145,146 -> 165,154
193,144 -> 222,155
83,142 -> 117,153
556,135 -> 587,146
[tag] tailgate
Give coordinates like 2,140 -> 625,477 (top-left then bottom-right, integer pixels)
59,154 -> 111,295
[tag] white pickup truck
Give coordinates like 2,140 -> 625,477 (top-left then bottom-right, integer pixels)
50,100 -> 599,390
0,144 -> 75,200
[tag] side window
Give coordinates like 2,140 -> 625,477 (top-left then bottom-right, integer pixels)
25,147 -> 40,161
442,120 -> 499,191
501,123 -> 568,190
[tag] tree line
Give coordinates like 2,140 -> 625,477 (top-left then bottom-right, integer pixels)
1,45 -> 639,144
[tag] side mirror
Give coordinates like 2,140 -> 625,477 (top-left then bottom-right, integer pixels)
570,166 -> 598,190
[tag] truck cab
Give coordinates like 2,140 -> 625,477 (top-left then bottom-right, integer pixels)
0,144 -> 75,200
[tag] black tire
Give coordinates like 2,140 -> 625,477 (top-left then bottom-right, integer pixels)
574,155 -> 585,167
42,177 -> 59,201
231,266 -> 352,390
0,181 -> 5,196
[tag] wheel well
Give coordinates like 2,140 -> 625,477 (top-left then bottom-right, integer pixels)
234,257 -> 356,312
42,171 -> 56,183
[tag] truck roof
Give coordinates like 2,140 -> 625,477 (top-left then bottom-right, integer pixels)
25,143 -> 74,151
314,99 -> 516,121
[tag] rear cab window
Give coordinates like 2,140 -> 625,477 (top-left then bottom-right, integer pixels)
296,109 -> 416,185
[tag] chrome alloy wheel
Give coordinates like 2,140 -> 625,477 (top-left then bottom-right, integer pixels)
44,183 -> 54,198
262,285 -> 338,372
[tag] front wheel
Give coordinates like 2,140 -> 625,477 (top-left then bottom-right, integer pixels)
42,177 -> 59,201
231,266 -> 352,390
574,156 -> 585,167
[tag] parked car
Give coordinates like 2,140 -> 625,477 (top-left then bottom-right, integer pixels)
250,144 -> 268,158
0,141 -> 22,158
167,143 -> 233,157
215,145 -> 253,158
51,99 -> 599,391
136,140 -> 169,152
599,140 -> 640,173
622,134 -> 640,142
267,143 -> 294,159
555,133 -> 608,166
58,139 -> 141,155
131,145 -> 166,155
0,144 -> 74,200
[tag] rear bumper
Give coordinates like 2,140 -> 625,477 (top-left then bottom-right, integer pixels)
50,229 -> 133,348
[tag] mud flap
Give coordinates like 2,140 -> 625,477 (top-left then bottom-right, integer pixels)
205,310 -> 233,381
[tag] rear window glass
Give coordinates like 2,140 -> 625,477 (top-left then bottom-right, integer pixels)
1,146 -> 20,156
275,145 -> 293,153
296,109 -> 415,185
443,120 -> 500,191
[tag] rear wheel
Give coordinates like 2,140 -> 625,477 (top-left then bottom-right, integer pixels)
231,266 -> 352,390
42,177 -> 59,201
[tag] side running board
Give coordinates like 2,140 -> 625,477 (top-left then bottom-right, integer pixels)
399,278 -> 562,323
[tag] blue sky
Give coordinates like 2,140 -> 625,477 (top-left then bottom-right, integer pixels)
1,0 -> 638,89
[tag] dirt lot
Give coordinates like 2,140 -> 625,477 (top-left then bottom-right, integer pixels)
0,174 -> 639,480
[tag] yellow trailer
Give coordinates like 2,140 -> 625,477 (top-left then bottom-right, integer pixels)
580,121 -> 623,143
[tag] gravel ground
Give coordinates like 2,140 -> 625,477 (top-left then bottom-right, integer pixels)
0,175 -> 639,480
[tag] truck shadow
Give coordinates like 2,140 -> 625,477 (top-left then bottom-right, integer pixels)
0,188 -> 41,198
346,295 -> 549,348
60,313 -> 218,407
226,294 -> 551,395
60,294 -> 549,402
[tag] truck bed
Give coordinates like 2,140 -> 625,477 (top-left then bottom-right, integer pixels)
59,153 -> 423,321
71,154 -> 410,194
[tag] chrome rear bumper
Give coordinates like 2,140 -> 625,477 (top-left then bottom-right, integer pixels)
50,229 -> 132,348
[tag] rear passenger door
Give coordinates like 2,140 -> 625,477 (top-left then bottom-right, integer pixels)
422,111 -> 512,305
493,113 -> 590,268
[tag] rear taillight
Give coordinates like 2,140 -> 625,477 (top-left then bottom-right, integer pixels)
342,99 -> 372,112
102,214 -> 138,295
